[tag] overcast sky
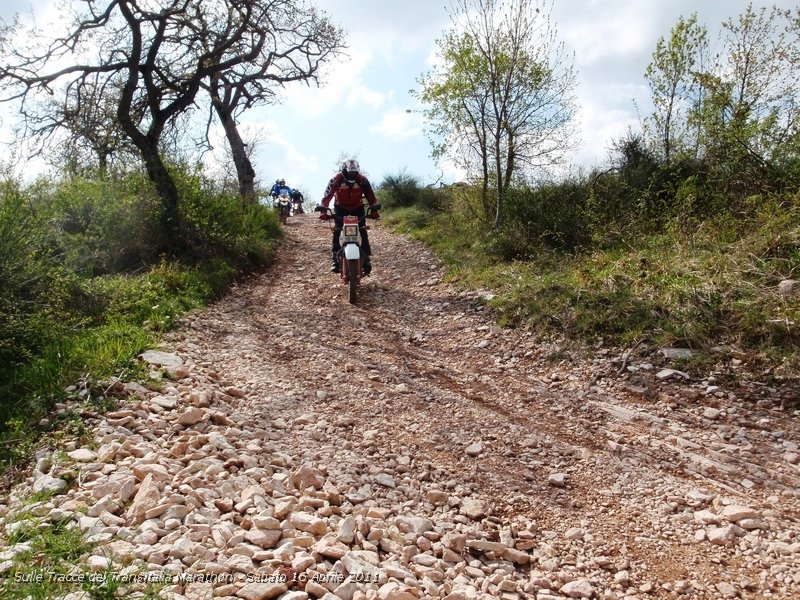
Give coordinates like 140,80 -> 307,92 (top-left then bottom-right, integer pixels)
2,0 -> 796,200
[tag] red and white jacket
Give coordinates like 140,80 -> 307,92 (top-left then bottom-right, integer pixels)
321,172 -> 378,211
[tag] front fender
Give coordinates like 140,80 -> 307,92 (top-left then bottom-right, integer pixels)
343,244 -> 361,260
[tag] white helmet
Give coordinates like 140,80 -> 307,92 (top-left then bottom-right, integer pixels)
341,159 -> 360,183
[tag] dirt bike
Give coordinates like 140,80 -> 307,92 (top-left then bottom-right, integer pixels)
314,202 -> 381,304
273,191 -> 291,224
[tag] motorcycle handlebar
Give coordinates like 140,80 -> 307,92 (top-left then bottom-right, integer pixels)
314,203 -> 381,217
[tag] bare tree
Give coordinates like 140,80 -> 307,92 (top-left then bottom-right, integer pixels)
417,0 -> 578,227
0,0 -> 292,248
35,74 -> 140,175
200,2 -> 345,201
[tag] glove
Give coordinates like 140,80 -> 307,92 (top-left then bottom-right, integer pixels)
319,211 -> 330,221
370,207 -> 380,220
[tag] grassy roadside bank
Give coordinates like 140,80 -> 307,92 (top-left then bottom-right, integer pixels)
0,169 -> 282,478
379,186 -> 800,390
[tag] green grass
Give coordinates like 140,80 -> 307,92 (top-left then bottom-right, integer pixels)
0,509 -> 164,599
384,192 -> 800,378
0,513 -> 93,599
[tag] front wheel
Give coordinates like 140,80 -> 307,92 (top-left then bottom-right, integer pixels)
347,258 -> 359,304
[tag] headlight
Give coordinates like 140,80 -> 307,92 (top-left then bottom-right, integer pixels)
344,225 -> 358,237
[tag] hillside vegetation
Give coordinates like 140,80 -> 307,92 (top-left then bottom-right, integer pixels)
378,152 -> 800,388
0,165 -> 280,475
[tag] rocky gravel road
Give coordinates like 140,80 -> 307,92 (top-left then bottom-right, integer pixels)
3,214 -> 800,600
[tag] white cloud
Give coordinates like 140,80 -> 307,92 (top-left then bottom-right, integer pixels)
369,109 -> 423,141
559,4 -> 654,66
345,85 -> 386,110
280,39 -> 387,118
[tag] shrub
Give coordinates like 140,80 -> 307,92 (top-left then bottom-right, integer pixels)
0,165 -> 281,473
47,174 -> 164,274
378,171 -> 445,212
0,181 -> 73,374
500,178 -> 592,255
173,164 -> 279,268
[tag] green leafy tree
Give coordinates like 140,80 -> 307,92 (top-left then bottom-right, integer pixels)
644,13 -> 708,161
694,4 -> 799,192
417,0 -> 577,227
722,6 -> 797,163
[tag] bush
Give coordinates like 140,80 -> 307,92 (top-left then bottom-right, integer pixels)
497,178 -> 592,258
378,171 -> 445,212
174,163 -> 280,268
0,165 -> 282,473
47,175 -> 164,274
0,181 -> 73,374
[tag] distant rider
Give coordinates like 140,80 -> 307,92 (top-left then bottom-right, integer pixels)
319,159 -> 380,275
270,178 -> 292,200
291,189 -> 305,214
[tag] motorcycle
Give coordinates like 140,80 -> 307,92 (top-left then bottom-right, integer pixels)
314,202 -> 381,304
274,190 -> 291,224
291,195 -> 305,216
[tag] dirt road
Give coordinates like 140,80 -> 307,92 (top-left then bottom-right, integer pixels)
7,213 -> 800,599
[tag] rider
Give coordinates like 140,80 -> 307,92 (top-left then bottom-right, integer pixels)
270,178 -> 292,199
319,159 -> 380,275
290,189 -> 305,213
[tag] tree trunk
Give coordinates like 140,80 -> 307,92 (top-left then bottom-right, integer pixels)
493,133 -> 504,229
213,101 -> 256,202
139,139 -> 182,248
499,127 -> 515,227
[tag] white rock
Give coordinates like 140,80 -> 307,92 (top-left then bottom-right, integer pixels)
777,279 -> 799,297
245,528 -> 282,548
466,539 -> 506,553
341,551 -> 386,583
87,555 -> 111,571
737,518 -> 768,531
656,369 -> 689,380
564,527 -> 584,540
395,515 -> 434,534
378,581 -> 417,600
460,498 -> 488,520
290,512 -> 328,536
715,581 -> 739,598
560,579 -> 594,598
235,580 -> 288,599
707,525 -> 739,546
177,407 -> 206,425
375,473 -> 397,488
140,350 -> 183,371
67,449 -> 98,462
693,510 -> 720,525
125,473 -> 162,525
291,465 -> 325,490
224,554 -> 255,573
465,442 -> 482,456
720,505 -> 759,523
32,475 -> 67,495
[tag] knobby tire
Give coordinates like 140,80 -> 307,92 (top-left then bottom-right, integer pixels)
348,258 -> 359,304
